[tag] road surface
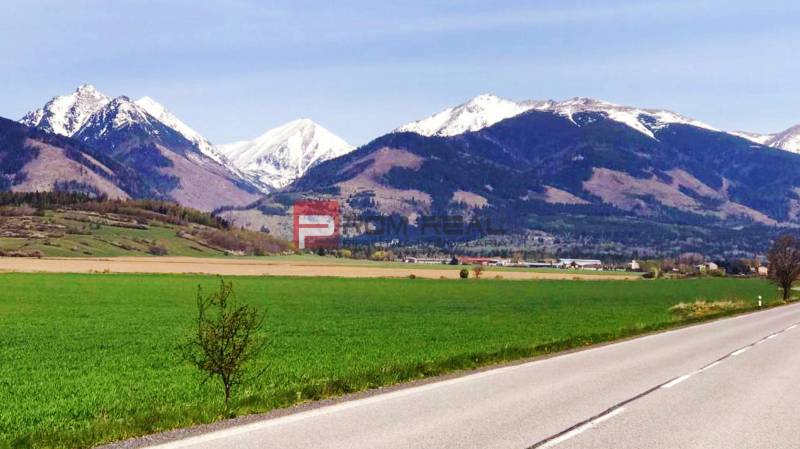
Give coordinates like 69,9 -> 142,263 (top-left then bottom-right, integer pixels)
142,303 -> 800,449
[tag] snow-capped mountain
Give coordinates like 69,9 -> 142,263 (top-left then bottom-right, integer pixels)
396,94 -> 717,140
728,131 -> 774,146
396,94 -> 538,137
218,118 -> 353,190
769,125 -> 800,153
729,125 -> 800,153
74,96 -> 192,152
21,86 -> 261,210
730,125 -> 800,153
71,95 -> 260,210
20,84 -> 110,136
532,97 -> 717,139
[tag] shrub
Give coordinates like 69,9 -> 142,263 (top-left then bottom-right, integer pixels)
178,279 -> 267,408
459,269 -> 469,279
148,244 -> 168,256
408,274 -> 417,279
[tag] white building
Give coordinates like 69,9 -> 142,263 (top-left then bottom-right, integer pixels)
558,258 -> 603,269
404,257 -> 449,264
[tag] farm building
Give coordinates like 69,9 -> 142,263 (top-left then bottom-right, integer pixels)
558,258 -> 603,269
403,257 -> 449,264
458,256 -> 501,266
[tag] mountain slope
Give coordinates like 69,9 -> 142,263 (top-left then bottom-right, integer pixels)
0,117 -> 135,199
73,97 -> 260,210
218,118 -> 353,191
235,105 -> 800,258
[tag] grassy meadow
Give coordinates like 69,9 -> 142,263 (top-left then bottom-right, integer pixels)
0,273 -> 778,448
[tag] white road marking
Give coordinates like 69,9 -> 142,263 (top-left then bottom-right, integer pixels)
538,407 -> 626,448
731,347 -> 751,356
662,374 -> 692,389
766,334 -> 778,340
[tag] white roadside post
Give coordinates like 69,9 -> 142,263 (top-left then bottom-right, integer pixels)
758,295 -> 763,308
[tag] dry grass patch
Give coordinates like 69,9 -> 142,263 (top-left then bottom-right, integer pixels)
669,300 -> 750,320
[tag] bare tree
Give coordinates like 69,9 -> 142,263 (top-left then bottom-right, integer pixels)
473,265 -> 484,279
179,279 -> 267,407
768,235 -> 800,302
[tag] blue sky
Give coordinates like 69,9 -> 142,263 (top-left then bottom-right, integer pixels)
1,0 -> 799,145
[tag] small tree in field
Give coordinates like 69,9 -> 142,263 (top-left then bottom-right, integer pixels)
473,265 -> 484,279
768,235 -> 800,302
179,279 -> 267,407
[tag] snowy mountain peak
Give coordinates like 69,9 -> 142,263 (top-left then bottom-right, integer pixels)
74,95 -> 161,142
20,84 -> 111,136
76,83 -> 100,94
767,125 -> 800,153
397,94 -> 718,140
728,125 -> 800,153
219,119 -> 353,190
396,94 -> 535,137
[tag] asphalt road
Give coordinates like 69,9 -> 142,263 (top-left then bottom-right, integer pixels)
147,303 -> 800,449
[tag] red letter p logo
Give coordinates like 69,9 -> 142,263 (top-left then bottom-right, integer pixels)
293,200 -> 340,250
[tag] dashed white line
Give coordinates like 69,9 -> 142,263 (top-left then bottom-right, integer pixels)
662,374 -> 693,389
538,407 -> 626,449
731,347 -> 751,356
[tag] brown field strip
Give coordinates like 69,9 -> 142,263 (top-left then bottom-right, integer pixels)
0,256 -> 640,280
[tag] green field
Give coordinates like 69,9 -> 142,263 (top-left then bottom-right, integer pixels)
0,273 -> 778,448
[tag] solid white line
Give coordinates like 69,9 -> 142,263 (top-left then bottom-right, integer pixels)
661,374 -> 692,389
788,324 -> 798,331
731,347 -> 751,356
766,334 -> 779,340
538,407 -> 626,449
